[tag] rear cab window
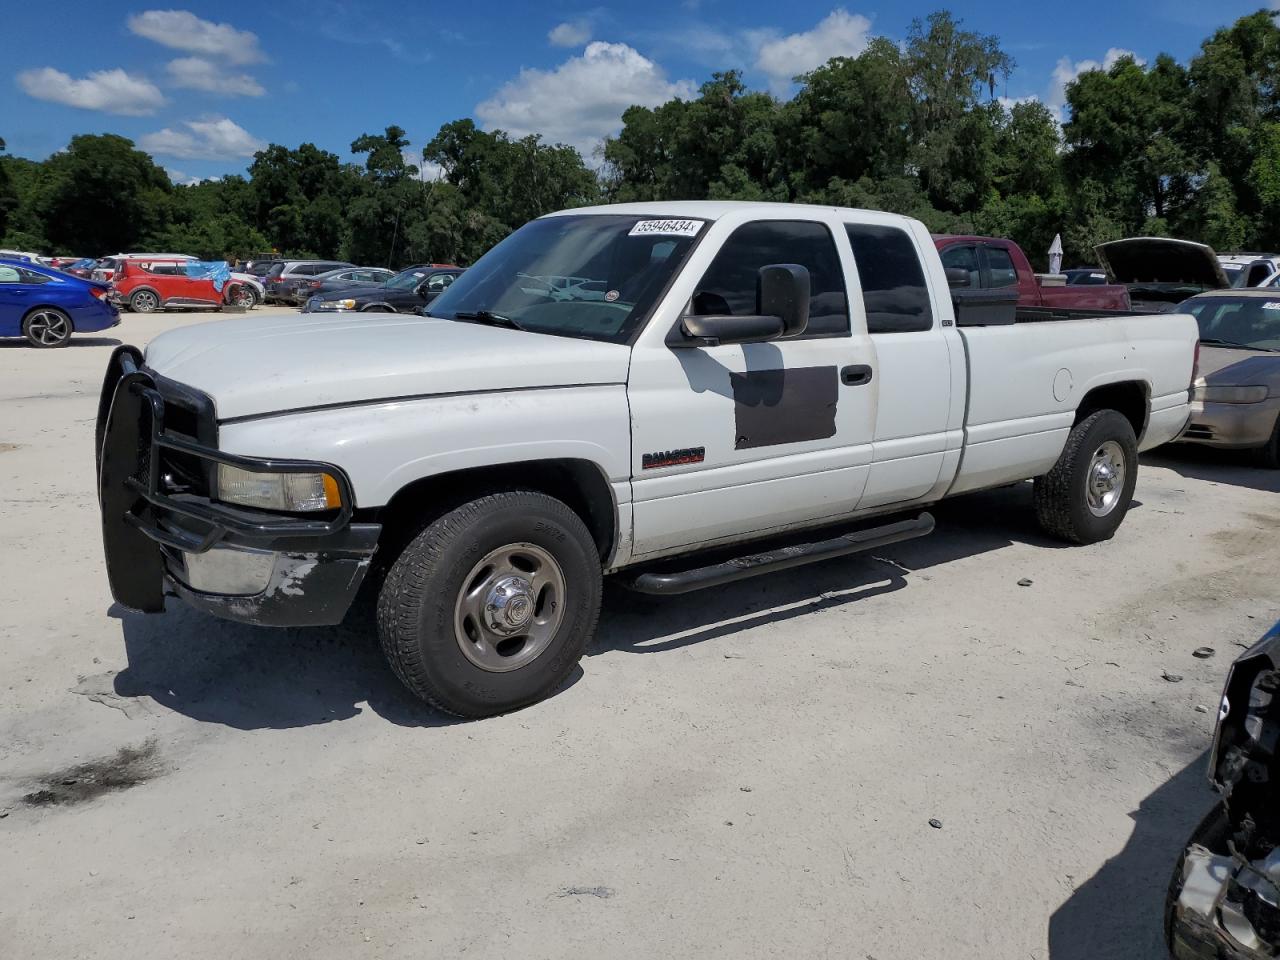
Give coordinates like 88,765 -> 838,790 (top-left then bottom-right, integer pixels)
845,224 -> 934,333
984,246 -> 1018,288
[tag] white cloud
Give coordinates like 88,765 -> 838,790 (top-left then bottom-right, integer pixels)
755,9 -> 873,93
1049,48 -> 1145,117
140,117 -> 264,160
165,57 -> 264,96
127,10 -> 265,65
549,20 -> 592,47
476,41 -> 695,156
16,66 -> 165,115
165,167 -> 221,186
401,149 -> 445,181
998,94 -> 1040,111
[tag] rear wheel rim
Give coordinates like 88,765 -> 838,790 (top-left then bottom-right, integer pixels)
453,543 -> 566,673
133,292 -> 157,312
1086,440 -> 1126,517
27,310 -> 69,345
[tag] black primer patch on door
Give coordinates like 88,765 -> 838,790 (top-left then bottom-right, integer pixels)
730,365 -> 838,450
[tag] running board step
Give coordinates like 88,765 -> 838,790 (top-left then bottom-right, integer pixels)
621,513 -> 935,596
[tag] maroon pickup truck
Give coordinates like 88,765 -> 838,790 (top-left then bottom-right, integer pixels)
934,235 -> 1132,313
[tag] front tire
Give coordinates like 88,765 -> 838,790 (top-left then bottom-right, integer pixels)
23,308 -> 73,347
1255,415 -> 1280,470
376,491 -> 602,718
1034,410 -> 1139,544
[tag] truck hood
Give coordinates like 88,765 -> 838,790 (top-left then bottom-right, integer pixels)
1095,237 -> 1231,289
144,313 -> 632,421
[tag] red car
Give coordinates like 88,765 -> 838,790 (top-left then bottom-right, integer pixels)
111,259 -> 247,313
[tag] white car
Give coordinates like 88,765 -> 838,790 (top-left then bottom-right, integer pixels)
1218,252 -> 1280,288
96,201 -> 1198,717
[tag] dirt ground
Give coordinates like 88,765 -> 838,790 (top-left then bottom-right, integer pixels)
2,307 -> 1277,960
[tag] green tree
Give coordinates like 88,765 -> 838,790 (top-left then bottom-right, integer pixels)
37,135 -> 171,254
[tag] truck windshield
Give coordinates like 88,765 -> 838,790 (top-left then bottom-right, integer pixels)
427,214 -> 705,343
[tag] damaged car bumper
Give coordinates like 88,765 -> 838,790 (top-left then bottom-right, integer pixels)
1168,622 -> 1280,959
1181,398 -> 1280,450
96,345 -> 379,627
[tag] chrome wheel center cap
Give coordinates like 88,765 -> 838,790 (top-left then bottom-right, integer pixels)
484,576 -> 535,634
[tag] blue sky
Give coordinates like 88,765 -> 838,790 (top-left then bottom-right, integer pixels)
4,1 -> 1274,182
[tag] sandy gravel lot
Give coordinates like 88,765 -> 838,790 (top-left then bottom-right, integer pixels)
1,307 -> 1277,960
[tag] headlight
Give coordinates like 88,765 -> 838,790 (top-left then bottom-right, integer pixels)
1194,384 -> 1269,404
317,299 -> 356,311
216,464 -> 341,512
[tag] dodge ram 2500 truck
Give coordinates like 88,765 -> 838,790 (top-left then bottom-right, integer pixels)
96,202 -> 1199,718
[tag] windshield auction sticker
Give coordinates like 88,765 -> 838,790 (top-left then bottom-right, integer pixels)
629,219 -> 703,238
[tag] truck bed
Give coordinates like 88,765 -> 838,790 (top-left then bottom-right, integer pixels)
947,311 -> 1198,496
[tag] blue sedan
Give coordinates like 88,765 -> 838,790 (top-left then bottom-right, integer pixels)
0,257 -> 119,347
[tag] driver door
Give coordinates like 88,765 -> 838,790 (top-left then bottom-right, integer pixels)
626,217 -> 878,560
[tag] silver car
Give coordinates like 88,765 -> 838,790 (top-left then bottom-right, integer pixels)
1179,290 -> 1280,467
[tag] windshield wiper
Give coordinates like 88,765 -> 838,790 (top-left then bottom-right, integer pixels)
1200,337 -> 1277,352
452,310 -> 526,331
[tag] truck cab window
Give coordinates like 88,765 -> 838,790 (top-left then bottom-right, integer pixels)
845,224 -> 933,334
692,220 -> 849,336
986,247 -> 1018,288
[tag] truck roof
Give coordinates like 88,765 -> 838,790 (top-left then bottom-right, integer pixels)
546,200 -> 921,227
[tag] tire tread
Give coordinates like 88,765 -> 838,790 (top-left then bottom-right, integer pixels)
1034,410 -> 1137,544
375,491 -> 601,718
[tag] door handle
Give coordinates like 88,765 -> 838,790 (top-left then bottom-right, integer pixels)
840,364 -> 873,387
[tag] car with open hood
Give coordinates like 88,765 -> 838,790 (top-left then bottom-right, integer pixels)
1177,290 -> 1280,467
1096,237 -> 1232,312
1167,619 -> 1280,959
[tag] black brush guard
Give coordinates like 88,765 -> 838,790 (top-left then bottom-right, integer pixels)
96,345 -> 359,613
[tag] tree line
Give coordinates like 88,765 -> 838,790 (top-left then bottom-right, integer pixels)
2,10 -> 1278,270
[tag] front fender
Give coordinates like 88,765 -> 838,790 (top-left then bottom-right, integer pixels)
215,385 -> 633,509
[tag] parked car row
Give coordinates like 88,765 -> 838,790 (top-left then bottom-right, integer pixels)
300,264 -> 463,313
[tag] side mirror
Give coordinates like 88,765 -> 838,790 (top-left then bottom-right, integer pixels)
674,263 -> 809,347
944,267 -> 972,289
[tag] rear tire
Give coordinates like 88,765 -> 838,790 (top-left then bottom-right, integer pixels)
129,289 -> 159,314
1034,410 -> 1139,544
376,491 -> 602,718
22,308 -> 73,347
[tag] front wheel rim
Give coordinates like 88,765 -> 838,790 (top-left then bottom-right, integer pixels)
1086,440 -> 1127,517
453,543 -> 566,673
28,311 -> 69,345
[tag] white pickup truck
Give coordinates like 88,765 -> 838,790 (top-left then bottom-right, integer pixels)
96,202 -> 1198,717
